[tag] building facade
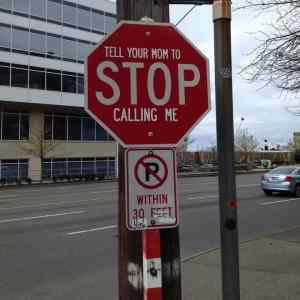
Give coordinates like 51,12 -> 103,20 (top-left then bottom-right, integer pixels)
0,0 -> 117,182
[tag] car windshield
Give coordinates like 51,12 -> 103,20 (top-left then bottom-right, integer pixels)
269,167 -> 296,175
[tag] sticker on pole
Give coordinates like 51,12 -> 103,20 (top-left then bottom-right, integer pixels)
126,148 -> 178,230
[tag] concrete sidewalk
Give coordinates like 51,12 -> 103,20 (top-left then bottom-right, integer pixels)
182,226 -> 300,300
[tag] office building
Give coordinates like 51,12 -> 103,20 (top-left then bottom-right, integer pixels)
0,0 -> 118,182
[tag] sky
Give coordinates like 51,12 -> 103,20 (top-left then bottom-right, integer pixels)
169,3 -> 299,150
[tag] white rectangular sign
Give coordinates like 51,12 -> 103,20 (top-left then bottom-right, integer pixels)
126,148 -> 178,230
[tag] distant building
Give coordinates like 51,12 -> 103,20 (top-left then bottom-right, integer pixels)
0,0 -> 117,182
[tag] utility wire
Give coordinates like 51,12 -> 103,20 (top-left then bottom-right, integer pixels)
175,5 -> 197,26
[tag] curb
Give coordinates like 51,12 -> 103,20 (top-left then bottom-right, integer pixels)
182,224 -> 300,263
0,169 -> 267,191
178,169 -> 267,178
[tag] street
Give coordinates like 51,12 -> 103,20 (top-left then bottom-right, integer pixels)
1,173 -> 300,299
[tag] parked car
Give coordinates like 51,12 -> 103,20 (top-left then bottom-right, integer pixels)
261,166 -> 300,196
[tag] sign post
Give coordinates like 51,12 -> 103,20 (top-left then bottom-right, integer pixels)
85,1 -> 210,299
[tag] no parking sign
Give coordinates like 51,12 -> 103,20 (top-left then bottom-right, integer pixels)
126,148 -> 178,230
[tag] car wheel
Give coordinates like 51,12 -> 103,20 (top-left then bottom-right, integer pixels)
263,190 -> 272,196
294,185 -> 300,198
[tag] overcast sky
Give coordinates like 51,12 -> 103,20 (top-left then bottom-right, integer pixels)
170,3 -> 299,150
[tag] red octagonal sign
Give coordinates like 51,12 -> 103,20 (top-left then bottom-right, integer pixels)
85,21 -> 210,147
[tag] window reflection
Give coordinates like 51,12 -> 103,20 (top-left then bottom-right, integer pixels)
30,0 -> 46,18
47,0 -> 62,23
11,66 -> 28,88
46,70 -> 61,91
0,112 -> 29,140
78,6 -> 90,29
30,31 -> 46,54
63,38 -> 77,61
63,2 -> 76,25
12,28 -> 28,52
0,25 -> 10,49
92,10 -> 104,32
13,0 -> 29,14
0,0 -> 12,11
47,34 -> 61,58
0,63 -> 84,94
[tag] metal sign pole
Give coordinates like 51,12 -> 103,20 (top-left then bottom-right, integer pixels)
213,1 -> 241,300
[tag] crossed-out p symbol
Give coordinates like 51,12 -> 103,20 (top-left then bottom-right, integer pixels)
134,153 -> 168,189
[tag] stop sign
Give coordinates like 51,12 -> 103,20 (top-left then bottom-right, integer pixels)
85,21 -> 210,147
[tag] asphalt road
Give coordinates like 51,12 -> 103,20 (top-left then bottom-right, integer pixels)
1,173 -> 300,299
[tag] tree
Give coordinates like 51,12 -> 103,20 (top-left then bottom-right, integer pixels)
18,128 -> 60,162
176,135 -> 196,152
238,0 -> 300,114
235,127 -> 259,162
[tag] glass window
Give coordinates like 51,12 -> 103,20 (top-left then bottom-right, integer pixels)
77,41 -> 92,62
47,34 -> 61,58
63,2 -> 76,25
46,71 -> 61,91
78,6 -> 90,29
0,66 -> 10,85
53,115 -> 66,139
30,69 -> 45,89
2,161 -> 19,178
13,0 -> 29,14
20,114 -> 29,139
0,24 -> 11,49
20,160 -> 28,178
44,115 -> 52,139
47,0 -> 62,23
82,117 -> 95,140
105,14 -> 117,33
2,113 -> 19,140
42,160 -> 51,178
12,28 -> 29,52
108,157 -> 115,176
30,0 -> 46,18
107,133 -> 114,141
68,159 -> 81,175
62,74 -> 76,93
68,116 -> 81,140
96,124 -> 107,140
96,158 -> 106,176
63,38 -> 76,61
92,10 -> 104,32
30,31 -> 46,54
11,67 -> 28,88
82,158 -> 95,175
52,159 -> 67,176
77,75 -> 84,94
0,0 -> 12,11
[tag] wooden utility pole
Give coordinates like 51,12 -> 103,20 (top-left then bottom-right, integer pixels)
117,1 -> 182,299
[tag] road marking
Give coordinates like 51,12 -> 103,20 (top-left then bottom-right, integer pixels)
0,210 -> 85,224
238,184 -> 260,188
188,195 -> 218,200
90,189 -> 117,194
0,194 -> 20,200
0,190 -> 117,203
0,198 -> 115,211
66,225 -> 117,236
261,198 -> 300,206
179,182 -> 216,188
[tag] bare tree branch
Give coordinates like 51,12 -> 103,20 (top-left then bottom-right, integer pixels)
238,0 -> 300,114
